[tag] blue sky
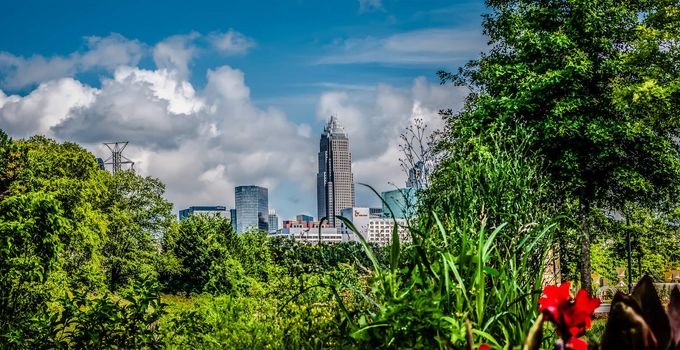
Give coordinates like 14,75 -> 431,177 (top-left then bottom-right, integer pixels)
0,0 -> 486,219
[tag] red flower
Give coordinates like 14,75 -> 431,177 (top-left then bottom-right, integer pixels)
563,290 -> 601,337
478,344 -> 491,350
538,281 -> 573,323
538,282 -> 600,348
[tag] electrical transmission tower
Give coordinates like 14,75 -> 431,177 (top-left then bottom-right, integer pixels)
103,142 -> 134,174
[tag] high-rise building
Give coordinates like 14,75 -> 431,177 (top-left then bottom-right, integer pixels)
381,188 -> 416,219
178,206 -> 227,221
268,209 -> 279,233
235,185 -> 268,233
317,115 -> 355,227
406,161 -> 426,189
230,208 -> 237,229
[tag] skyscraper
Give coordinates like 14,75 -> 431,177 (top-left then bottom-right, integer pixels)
406,161 -> 425,189
268,209 -> 279,233
235,185 -> 268,233
317,115 -> 355,227
230,208 -> 237,229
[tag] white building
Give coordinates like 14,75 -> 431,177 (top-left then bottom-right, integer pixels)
339,207 -> 411,245
274,227 -> 343,244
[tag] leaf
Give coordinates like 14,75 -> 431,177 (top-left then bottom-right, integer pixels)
483,267 -> 499,277
390,220 -> 400,276
601,292 -> 658,350
522,314 -> 543,350
632,275 -> 671,350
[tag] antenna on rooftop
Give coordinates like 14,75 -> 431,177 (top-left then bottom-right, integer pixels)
103,141 -> 135,174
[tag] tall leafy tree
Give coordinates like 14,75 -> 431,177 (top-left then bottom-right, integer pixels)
0,191 -> 65,344
9,136 -> 111,289
102,170 -> 174,291
161,214 -> 244,294
439,0 -> 680,291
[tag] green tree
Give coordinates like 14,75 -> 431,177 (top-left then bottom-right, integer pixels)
161,214 -> 245,294
0,192 -> 65,346
14,136 -> 111,289
102,170 -> 174,291
439,0 -> 680,291
0,130 -> 26,199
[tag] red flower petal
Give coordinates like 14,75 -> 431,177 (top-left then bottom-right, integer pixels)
539,281 -> 572,322
478,344 -> 491,350
566,337 -> 588,350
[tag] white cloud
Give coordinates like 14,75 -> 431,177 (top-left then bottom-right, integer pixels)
0,34 -> 144,90
0,30 -> 255,90
0,29 -> 470,218
208,29 -> 256,55
0,63 -> 317,217
80,34 -> 145,70
0,78 -> 96,138
152,32 -> 200,80
319,28 -> 486,65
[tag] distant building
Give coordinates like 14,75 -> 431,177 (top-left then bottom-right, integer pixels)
381,188 -> 416,219
339,207 -> 370,236
406,161 -> 426,189
235,185 -> 268,233
339,207 -> 411,245
274,227 -> 343,244
178,206 -> 227,221
369,208 -> 382,218
296,214 -> 314,224
268,209 -> 279,233
282,219 -> 330,229
317,115 -> 355,227
95,157 -> 106,171
230,208 -> 237,229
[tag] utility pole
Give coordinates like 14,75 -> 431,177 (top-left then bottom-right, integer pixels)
103,142 -> 134,174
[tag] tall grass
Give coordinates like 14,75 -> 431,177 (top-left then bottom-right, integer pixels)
335,131 -> 558,349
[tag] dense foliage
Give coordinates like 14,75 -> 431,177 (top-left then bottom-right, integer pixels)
1,0 -> 679,348
438,0 -> 680,292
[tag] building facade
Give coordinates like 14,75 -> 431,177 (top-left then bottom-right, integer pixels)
296,214 -> 314,224
339,207 -> 411,245
406,161 -> 426,189
230,208 -> 237,229
235,185 -> 268,233
178,206 -> 227,221
274,227 -> 343,244
268,209 -> 279,233
381,188 -> 416,219
317,115 -> 355,227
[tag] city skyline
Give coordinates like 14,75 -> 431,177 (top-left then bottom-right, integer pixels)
0,0 -> 481,219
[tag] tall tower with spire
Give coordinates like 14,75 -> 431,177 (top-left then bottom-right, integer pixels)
317,115 -> 355,227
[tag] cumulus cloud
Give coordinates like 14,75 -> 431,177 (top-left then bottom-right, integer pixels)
0,62 -> 317,216
0,30 -> 255,90
0,28 -> 469,217
319,28 -> 486,65
0,34 -> 144,90
208,29 -> 256,55
152,32 -> 200,80
0,78 -> 96,138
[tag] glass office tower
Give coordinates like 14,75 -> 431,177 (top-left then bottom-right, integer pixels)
235,185 -> 268,233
